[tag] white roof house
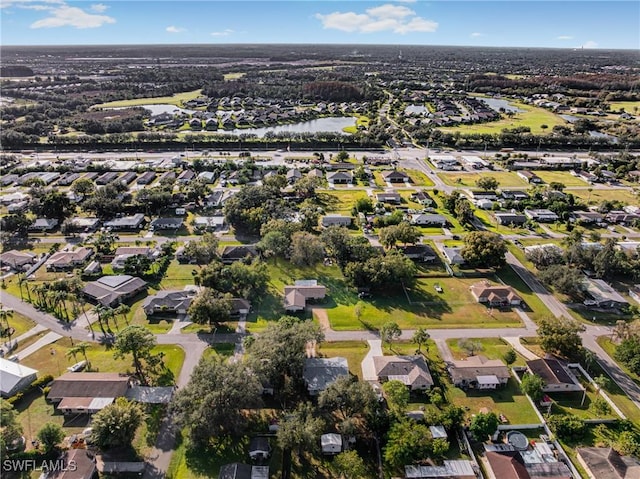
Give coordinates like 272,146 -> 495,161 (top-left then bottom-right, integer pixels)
320,433 -> 342,454
0,358 -> 38,398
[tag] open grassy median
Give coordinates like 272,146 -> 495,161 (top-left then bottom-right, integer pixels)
437,171 -> 528,188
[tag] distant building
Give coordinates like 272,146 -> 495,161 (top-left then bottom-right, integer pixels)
517,170 -> 543,184
104,213 -> 146,231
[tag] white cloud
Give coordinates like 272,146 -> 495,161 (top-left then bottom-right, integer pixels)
395,0 -> 417,3
1,0 -> 63,9
166,25 -> 185,33
315,3 -> 438,34
90,3 -> 107,13
211,28 -> 234,37
557,35 -> 573,40
470,32 -> 484,37
30,4 -> 115,28
581,40 -> 598,49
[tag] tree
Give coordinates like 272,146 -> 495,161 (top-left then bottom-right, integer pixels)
318,375 -> 378,425
461,231 -> 507,269
197,259 -> 269,300
354,197 -> 374,214
123,254 -> 152,277
503,348 -> 517,366
91,230 -> 118,256
257,230 -> 290,258
90,398 -> 143,449
293,175 -> 321,199
380,321 -> 401,352
182,233 -> 219,265
412,328 -> 430,354
614,336 -> 640,376
525,245 -> 564,269
277,401 -> 325,458
246,316 -> 324,390
290,231 -> 324,266
113,325 -> 158,384
187,288 -> 233,326
382,380 -> 409,417
590,396 -> 611,416
469,412 -> 499,441
520,373 -> 545,402
546,414 -> 585,440
71,177 -> 96,196
67,342 -> 90,367
537,317 -> 585,359
37,423 -> 65,453
458,339 -> 483,357
475,177 -> 499,191
31,189 -> 74,222
171,356 -> 263,447
330,450 -> 368,479
344,250 -> 416,290
384,419 -> 433,469
0,400 -> 23,453
223,184 -> 289,235
614,430 -> 640,456
378,222 -> 420,249
537,264 -> 584,300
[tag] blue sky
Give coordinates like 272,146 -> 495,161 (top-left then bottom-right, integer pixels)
1,1 -> 638,49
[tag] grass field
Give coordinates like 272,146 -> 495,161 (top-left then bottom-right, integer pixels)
438,101 -> 565,135
93,89 -> 203,109
399,168 -> 434,187
531,170 -> 589,187
317,341 -> 370,378
566,187 -> 639,206
3,311 -> 36,338
317,189 -> 369,214
437,171 -> 528,188
446,337 -> 527,366
607,101 -> 640,113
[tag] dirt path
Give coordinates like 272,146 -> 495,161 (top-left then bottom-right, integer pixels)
312,308 -> 331,332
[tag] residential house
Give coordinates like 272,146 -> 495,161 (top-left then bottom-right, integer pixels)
307,168 -> 325,180
575,170 -> 599,183
320,434 -> 343,455
111,247 -> 154,271
46,247 -> 94,271
303,357 -> 349,395
495,212 -> 528,226
576,447 -> 640,479
44,449 -> 97,479
517,170 -> 542,184
95,171 -> 120,185
56,172 -> 81,186
382,170 -> 410,183
83,261 -> 102,276
0,250 -> 37,270
470,282 -> 523,307
321,215 -> 352,228
82,275 -> 147,307
198,171 -> 218,184
583,278 -> 629,309
376,192 -> 402,204
605,211 -> 640,226
142,289 -> 197,316
150,217 -> 184,230
326,171 -> 353,184
442,246 -> 465,265
119,171 -> 138,185
400,244 -> 437,262
286,168 -> 302,184
405,460 -> 476,479
449,355 -> 510,390
526,358 -> 584,393
409,213 -> 447,227
104,213 -> 146,231
47,372 -> 132,414
230,298 -> 251,318
501,190 -> 529,202
476,199 -> 494,210
373,355 -> 434,391
0,358 -> 38,398
573,211 -> 605,225
411,190 -> 434,206
221,245 -> 258,264
283,280 -> 326,311
177,170 -> 196,183
470,190 -> 498,201
524,209 -> 559,223
29,218 -> 59,231
136,171 -> 157,185
193,216 -> 226,232
69,217 -> 101,232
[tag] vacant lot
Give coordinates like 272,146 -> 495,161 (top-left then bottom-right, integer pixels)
438,171 -> 527,188
446,337 -> 527,366
438,102 -> 565,135
566,187 -> 639,205
607,100 -> 640,113
532,170 -> 589,187
93,89 -> 203,109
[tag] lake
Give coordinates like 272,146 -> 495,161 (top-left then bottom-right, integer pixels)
481,97 -> 525,113
405,105 -> 428,115
213,116 -> 356,137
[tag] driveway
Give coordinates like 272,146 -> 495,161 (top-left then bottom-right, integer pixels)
361,340 -> 381,381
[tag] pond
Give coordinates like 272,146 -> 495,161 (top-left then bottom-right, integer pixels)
588,130 -> 618,143
134,104 -> 198,115
560,114 -> 580,123
405,105 -> 428,115
481,97 -> 525,113
213,116 -> 356,137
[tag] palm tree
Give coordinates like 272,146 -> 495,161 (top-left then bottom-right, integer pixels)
0,307 -> 14,334
19,275 -> 32,303
92,305 -> 106,334
114,304 -> 131,327
67,342 -> 91,368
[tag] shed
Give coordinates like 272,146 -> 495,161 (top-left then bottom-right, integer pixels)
320,433 -> 342,455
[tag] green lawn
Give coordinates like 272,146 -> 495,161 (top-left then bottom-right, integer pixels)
317,341 -> 370,378
317,189 -> 369,214
437,171 -> 528,188
399,168 -> 434,187
329,276 -> 522,331
160,261 -> 199,289
446,337 -> 527,366
93,89 -> 203,109
607,100 -> 640,113
566,187 -> 639,206
531,170 -> 589,187
438,101 -> 565,135
3,311 -> 36,338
